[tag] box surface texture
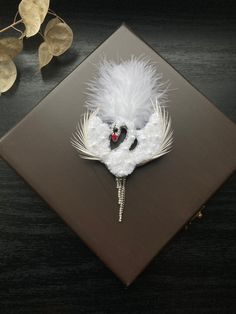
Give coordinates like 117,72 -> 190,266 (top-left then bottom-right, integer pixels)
0,25 -> 236,286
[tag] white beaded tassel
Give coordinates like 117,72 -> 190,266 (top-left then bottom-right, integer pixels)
116,177 -> 126,222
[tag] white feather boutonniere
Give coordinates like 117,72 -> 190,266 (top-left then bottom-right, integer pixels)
71,57 -> 173,222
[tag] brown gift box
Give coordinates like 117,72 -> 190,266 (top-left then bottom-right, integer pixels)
0,24 -> 236,286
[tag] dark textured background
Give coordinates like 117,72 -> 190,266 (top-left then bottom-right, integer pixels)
0,0 -> 236,313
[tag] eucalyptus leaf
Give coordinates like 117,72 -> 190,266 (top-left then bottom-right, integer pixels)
19,0 -> 41,37
44,17 -> 60,37
38,41 -> 53,69
0,37 -> 23,59
0,55 -> 17,93
35,0 -> 50,23
45,22 -> 73,56
19,0 -> 50,37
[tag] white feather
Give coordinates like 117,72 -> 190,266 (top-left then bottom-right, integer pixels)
70,110 -> 101,161
72,57 -> 173,177
86,56 -> 169,129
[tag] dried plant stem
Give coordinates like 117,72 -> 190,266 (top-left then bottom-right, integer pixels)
11,25 -> 23,36
38,30 -> 45,40
13,10 -> 19,23
0,19 -> 23,33
11,11 -> 24,37
48,9 -> 66,23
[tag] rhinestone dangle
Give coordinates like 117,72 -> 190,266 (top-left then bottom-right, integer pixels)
116,176 -> 126,222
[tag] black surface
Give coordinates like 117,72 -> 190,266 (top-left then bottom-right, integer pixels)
0,1 -> 236,313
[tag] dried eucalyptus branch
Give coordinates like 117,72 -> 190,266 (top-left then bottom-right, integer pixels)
0,0 -> 74,94
0,19 -> 23,33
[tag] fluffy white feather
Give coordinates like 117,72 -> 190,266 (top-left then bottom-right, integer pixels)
71,56 -> 173,177
86,56 -> 169,129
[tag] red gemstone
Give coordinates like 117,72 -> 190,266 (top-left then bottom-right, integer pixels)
111,133 -> 118,142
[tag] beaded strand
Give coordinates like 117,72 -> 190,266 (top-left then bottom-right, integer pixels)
116,177 -> 126,222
